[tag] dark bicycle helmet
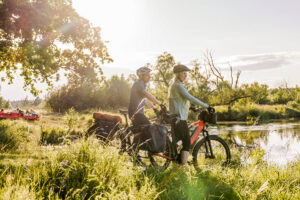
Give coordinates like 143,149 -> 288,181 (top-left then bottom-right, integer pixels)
173,64 -> 191,73
136,66 -> 152,76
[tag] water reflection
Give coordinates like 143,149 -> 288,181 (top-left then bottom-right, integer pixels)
209,121 -> 300,165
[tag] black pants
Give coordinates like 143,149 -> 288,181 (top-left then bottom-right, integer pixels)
121,113 -> 150,151
131,113 -> 150,129
174,120 -> 190,151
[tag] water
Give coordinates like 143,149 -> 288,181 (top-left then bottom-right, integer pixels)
209,121 -> 300,165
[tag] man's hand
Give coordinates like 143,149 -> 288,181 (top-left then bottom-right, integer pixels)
160,104 -> 167,111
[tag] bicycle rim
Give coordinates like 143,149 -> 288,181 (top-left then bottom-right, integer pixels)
149,139 -> 172,171
193,135 -> 231,170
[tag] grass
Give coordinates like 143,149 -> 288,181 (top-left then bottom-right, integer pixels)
0,110 -> 299,199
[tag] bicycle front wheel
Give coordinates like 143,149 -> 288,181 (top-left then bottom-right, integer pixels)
192,135 -> 231,171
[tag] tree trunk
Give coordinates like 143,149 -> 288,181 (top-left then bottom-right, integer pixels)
228,104 -> 232,121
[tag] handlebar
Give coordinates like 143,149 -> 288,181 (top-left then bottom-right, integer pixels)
153,104 -> 177,124
190,105 -> 215,113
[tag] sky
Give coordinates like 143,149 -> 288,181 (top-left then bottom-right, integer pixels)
1,0 -> 300,100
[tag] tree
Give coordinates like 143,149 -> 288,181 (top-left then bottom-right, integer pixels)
103,75 -> 130,109
0,0 -> 112,95
204,51 -> 266,120
151,52 -> 176,102
0,96 -> 10,108
33,96 -> 42,106
189,60 -> 213,103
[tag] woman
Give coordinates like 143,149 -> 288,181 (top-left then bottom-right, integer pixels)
168,64 -> 212,165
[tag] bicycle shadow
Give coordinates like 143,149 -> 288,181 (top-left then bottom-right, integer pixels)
141,166 -> 239,200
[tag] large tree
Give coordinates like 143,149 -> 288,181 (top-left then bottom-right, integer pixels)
0,0 -> 112,95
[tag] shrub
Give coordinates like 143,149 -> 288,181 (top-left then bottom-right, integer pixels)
40,127 -> 67,145
0,121 -> 30,152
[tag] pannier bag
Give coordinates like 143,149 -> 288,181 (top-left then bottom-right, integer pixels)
87,112 -> 122,141
133,124 -> 168,153
198,110 -> 217,124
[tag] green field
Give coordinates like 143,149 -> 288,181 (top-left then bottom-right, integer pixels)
0,111 -> 299,200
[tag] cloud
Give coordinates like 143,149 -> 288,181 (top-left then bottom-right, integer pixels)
222,52 -> 300,71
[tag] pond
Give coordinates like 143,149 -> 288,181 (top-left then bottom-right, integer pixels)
209,120 -> 300,165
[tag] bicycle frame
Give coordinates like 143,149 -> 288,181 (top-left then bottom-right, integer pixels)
154,120 -> 206,161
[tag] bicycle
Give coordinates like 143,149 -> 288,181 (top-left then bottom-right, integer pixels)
117,105 -> 231,171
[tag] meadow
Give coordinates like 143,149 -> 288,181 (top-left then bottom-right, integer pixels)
0,109 -> 299,200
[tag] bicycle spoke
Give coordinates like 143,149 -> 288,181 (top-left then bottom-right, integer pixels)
193,135 -> 231,170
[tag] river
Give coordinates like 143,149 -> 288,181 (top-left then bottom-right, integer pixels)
210,120 -> 300,165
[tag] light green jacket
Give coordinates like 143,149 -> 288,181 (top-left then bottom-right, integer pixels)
168,80 -> 209,120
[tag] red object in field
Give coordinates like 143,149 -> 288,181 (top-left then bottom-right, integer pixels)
93,112 -> 122,123
0,112 -> 40,120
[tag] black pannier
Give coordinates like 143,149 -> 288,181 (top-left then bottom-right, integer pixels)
198,110 -> 217,124
133,124 -> 168,153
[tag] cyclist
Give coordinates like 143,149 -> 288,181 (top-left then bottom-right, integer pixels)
120,66 -> 162,153
128,66 -> 162,127
168,64 -> 212,165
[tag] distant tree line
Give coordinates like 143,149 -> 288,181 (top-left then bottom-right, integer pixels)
46,75 -> 130,112
45,51 -> 300,116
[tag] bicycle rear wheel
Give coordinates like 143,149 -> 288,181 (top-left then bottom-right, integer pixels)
149,139 -> 172,171
192,135 -> 231,171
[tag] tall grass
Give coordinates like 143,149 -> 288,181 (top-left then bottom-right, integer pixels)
0,112 -> 299,199
0,139 -> 159,199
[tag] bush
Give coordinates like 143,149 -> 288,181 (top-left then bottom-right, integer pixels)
40,127 -> 67,145
46,75 -> 130,113
0,121 -> 30,152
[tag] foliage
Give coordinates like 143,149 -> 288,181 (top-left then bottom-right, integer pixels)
10,97 -> 42,108
46,75 -> 130,112
0,96 -> 10,109
0,114 -> 299,199
0,120 -> 29,152
0,0 -> 111,95
40,127 -> 66,145
189,60 -> 213,103
151,52 -> 176,103
65,107 -> 78,132
269,87 -> 295,104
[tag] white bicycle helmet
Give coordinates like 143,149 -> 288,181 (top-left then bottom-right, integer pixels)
136,66 -> 152,76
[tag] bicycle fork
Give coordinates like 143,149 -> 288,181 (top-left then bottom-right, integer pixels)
203,130 -> 216,159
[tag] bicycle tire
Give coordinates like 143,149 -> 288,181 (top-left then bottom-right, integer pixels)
149,138 -> 172,171
192,135 -> 231,171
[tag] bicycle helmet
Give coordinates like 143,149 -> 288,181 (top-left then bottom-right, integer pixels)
173,64 -> 191,73
136,66 -> 152,76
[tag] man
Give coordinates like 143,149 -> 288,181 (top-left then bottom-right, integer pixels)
168,64 -> 212,165
128,66 -> 161,128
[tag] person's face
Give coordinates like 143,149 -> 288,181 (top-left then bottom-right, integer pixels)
178,71 -> 188,82
141,72 -> 151,83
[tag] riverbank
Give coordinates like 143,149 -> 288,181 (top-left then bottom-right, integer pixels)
214,104 -> 300,123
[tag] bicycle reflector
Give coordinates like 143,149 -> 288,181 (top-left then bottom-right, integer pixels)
198,110 -> 217,124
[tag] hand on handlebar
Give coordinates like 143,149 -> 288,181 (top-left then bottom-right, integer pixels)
208,106 -> 215,113
160,104 -> 167,111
